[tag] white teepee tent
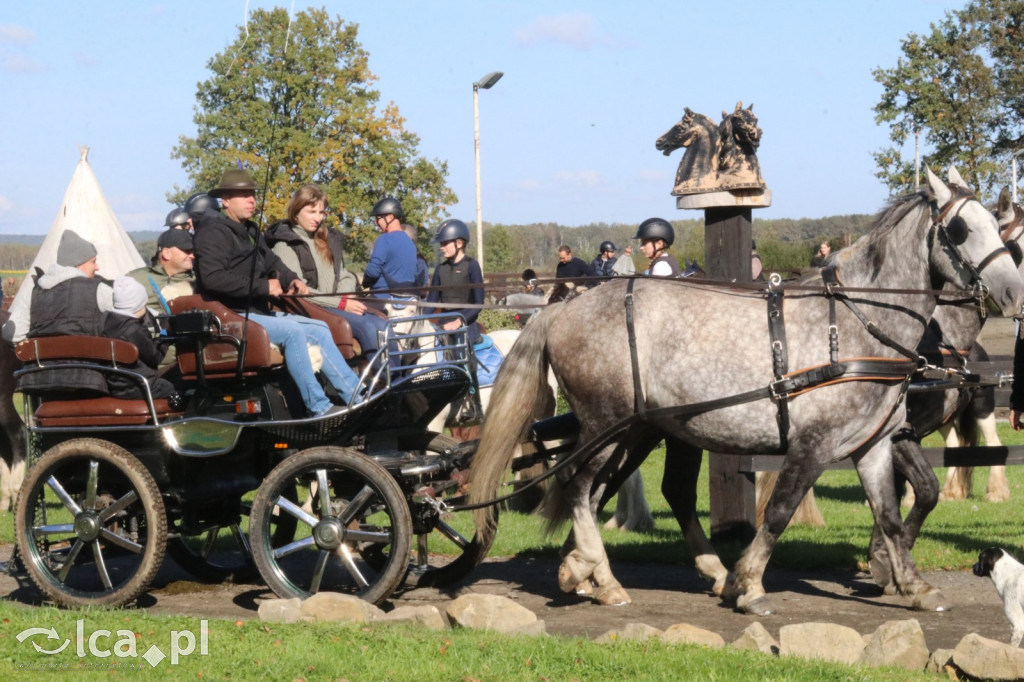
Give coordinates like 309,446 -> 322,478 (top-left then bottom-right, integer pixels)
9,147 -> 146,315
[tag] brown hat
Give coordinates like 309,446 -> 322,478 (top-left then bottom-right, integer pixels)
209,169 -> 257,198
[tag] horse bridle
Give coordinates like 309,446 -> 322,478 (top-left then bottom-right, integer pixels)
930,189 -> 1014,300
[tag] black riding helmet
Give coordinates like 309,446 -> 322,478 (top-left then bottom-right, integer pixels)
370,196 -> 404,220
164,208 -> 189,229
599,240 -> 617,254
433,219 -> 471,244
184,192 -> 218,219
635,217 -> 675,247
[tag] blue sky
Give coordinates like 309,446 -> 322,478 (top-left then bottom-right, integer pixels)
0,1 -> 965,236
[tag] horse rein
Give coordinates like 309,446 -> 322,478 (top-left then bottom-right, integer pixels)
930,188 -> 1012,301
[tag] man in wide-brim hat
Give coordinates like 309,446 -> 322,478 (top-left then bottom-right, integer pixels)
192,168 -> 361,418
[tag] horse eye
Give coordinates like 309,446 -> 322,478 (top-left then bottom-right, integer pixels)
945,216 -> 969,246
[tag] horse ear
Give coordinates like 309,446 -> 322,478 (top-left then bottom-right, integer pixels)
735,101 -> 742,112
748,103 -> 754,111
999,186 -> 1013,214
684,106 -> 693,116
947,164 -> 970,192
925,166 -> 951,206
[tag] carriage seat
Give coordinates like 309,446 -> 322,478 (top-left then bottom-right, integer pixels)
169,294 -> 284,379
14,335 -> 182,426
273,296 -> 360,360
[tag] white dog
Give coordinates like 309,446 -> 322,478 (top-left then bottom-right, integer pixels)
974,547 -> 1024,646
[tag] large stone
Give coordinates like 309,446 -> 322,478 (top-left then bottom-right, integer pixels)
257,597 -> 302,624
299,592 -> 384,623
953,633 -> 1024,680
859,619 -> 929,671
594,622 -> 663,644
447,594 -> 543,635
660,623 -> 724,648
731,622 -> 779,655
375,605 -> 449,631
779,622 -> 864,665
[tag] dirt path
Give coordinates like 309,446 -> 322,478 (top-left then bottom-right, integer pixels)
0,545 -> 1010,650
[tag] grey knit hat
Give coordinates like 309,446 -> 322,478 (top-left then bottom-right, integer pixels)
56,230 -> 98,267
112,277 -> 148,317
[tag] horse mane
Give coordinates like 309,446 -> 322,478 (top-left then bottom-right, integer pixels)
861,189 -> 933,276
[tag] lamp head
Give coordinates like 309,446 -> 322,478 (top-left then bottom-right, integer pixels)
474,71 -> 504,90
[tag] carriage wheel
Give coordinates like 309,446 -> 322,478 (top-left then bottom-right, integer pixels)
166,492 -> 298,584
15,438 -> 166,608
250,447 -> 411,604
397,434 -> 499,589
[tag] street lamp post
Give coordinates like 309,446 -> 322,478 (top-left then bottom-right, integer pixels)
1013,149 -> 1024,205
473,71 -> 503,275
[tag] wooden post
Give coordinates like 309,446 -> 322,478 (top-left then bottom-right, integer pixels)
704,207 -> 757,545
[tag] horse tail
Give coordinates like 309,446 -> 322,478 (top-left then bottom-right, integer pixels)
470,305 -> 559,536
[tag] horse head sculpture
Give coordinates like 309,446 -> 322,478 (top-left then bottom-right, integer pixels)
655,108 -> 721,193
716,102 -> 765,190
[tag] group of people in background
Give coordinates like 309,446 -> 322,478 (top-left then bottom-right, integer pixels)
6,167 -> 849,420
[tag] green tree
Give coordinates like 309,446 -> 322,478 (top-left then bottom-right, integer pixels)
171,7 -> 456,262
873,7 -> 1001,195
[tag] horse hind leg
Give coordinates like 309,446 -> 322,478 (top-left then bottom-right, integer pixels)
938,423 -> 972,500
603,470 -> 655,532
977,413 -> 1010,502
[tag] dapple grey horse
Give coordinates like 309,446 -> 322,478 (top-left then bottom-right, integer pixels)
466,167 -> 1024,616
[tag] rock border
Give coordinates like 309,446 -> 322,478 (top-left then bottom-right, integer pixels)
259,593 -> 1024,679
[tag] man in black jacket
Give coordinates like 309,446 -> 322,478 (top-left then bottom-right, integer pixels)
193,169 -> 359,418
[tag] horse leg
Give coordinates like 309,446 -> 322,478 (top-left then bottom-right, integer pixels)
939,423 -> 972,500
661,437 -> 730,596
754,471 -> 825,528
729,453 -> 827,615
856,441 -> 950,611
977,413 -> 1010,502
556,443 -> 631,605
869,431 -> 938,594
603,470 -> 655,532
0,371 -> 25,512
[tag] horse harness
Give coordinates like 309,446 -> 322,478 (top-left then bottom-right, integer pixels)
622,188 -> 1009,456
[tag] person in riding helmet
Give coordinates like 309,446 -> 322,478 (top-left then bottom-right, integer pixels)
362,196 -> 419,301
590,241 -> 618,280
427,218 -> 486,427
427,219 -> 484,344
635,217 -> 681,277
184,192 -> 219,232
165,207 -> 190,231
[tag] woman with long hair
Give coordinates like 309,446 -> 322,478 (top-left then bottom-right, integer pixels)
266,184 -> 388,356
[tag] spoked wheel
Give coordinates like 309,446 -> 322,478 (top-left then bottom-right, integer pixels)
397,434 -> 499,589
250,447 -> 411,604
167,493 -> 298,584
15,438 -> 166,608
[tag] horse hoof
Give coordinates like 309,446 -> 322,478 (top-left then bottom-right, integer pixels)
913,589 -> 952,612
595,585 -> 631,606
575,579 -> 595,597
558,561 -> 592,594
868,556 -> 893,591
740,596 -> 776,616
985,492 -> 1010,503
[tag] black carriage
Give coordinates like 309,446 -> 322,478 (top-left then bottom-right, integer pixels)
10,296 -> 569,608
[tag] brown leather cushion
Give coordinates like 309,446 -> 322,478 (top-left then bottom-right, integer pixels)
16,335 -> 138,365
274,297 -> 359,359
169,294 -> 282,377
35,397 -> 179,426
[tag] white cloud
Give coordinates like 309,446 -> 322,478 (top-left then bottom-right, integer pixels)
553,169 -> 603,188
0,24 -> 34,46
0,194 -> 13,213
637,168 -> 667,182
513,178 -> 542,191
1,53 -> 41,73
515,13 -> 598,50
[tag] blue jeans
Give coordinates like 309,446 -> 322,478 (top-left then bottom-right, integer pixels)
248,312 -> 359,415
330,309 -> 389,354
